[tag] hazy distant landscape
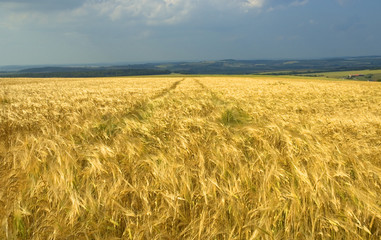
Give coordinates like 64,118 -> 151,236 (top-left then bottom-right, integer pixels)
1,56 -> 381,79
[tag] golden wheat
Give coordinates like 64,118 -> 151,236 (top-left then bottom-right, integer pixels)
1,76 -> 381,239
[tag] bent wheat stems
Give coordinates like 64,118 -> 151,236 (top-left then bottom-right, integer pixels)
1,76 -> 381,239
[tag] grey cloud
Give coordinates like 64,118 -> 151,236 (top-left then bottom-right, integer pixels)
331,16 -> 362,32
267,0 -> 309,7
0,0 -> 309,28
67,0 -> 268,26
291,0 -> 309,6
0,0 -> 85,11
0,0 -> 380,66
81,0 -> 194,24
337,0 -> 348,6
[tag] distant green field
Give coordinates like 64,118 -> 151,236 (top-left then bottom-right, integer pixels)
299,69 -> 381,81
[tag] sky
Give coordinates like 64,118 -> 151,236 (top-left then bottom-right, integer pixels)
0,0 -> 380,65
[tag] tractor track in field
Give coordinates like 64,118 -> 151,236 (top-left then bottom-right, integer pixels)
90,78 -> 186,143
194,78 -> 227,104
194,78 -> 208,91
193,78 -> 253,126
139,77 -> 185,106
151,78 -> 185,100
125,78 -> 185,119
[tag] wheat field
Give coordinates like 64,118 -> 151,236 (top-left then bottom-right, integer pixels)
1,76 -> 381,239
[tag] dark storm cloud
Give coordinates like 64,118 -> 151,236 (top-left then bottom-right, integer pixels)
0,0 -> 380,65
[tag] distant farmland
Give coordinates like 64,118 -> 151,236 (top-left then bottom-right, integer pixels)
2,56 -> 381,77
1,76 -> 381,239
297,69 -> 381,81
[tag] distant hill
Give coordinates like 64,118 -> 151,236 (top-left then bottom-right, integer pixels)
18,67 -> 96,73
1,56 -> 381,77
1,66 -> 170,78
160,56 -> 381,75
